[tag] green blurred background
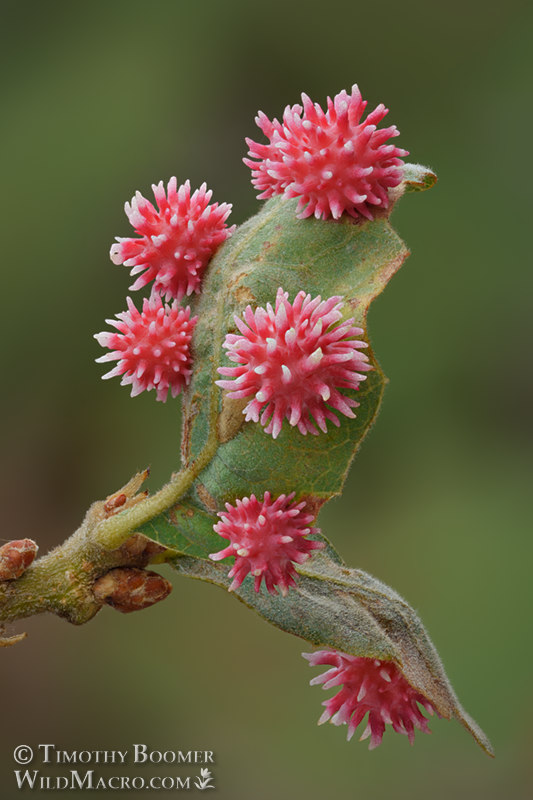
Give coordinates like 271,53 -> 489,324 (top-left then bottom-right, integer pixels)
1,0 -> 531,797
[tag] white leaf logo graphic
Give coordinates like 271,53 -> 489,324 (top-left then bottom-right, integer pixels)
194,768 -> 215,790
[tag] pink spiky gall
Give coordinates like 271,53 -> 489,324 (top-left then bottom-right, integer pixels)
209,492 -> 324,595
303,650 -> 438,749
110,178 -> 235,300
95,294 -> 197,402
216,287 -> 371,438
244,85 -> 408,220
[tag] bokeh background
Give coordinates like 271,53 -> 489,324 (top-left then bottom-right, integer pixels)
1,1 -> 531,797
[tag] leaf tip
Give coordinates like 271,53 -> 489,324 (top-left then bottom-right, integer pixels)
454,705 -> 495,758
401,163 -> 438,193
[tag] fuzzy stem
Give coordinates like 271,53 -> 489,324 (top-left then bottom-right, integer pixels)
0,529 -> 104,625
98,466 -> 196,548
0,199 -> 301,630
0,406 -> 220,626
97,425 -> 221,550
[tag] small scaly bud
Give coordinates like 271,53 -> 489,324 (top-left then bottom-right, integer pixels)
0,539 -> 38,581
93,567 -> 172,613
103,493 -> 127,514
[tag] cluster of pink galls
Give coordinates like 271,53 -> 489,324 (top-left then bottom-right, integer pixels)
94,86 -> 436,748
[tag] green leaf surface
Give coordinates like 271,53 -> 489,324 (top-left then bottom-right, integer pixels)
142,177 -> 427,561
138,493 -> 343,564
182,190 -> 412,509
167,550 -> 493,757
135,167 -> 491,754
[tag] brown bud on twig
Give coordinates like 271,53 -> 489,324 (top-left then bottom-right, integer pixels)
0,539 -> 38,581
103,493 -> 127,514
93,567 -> 172,613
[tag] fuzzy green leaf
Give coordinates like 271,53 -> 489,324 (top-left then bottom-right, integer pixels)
181,191 -> 410,509
167,550 -> 493,757
136,166 -> 492,754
